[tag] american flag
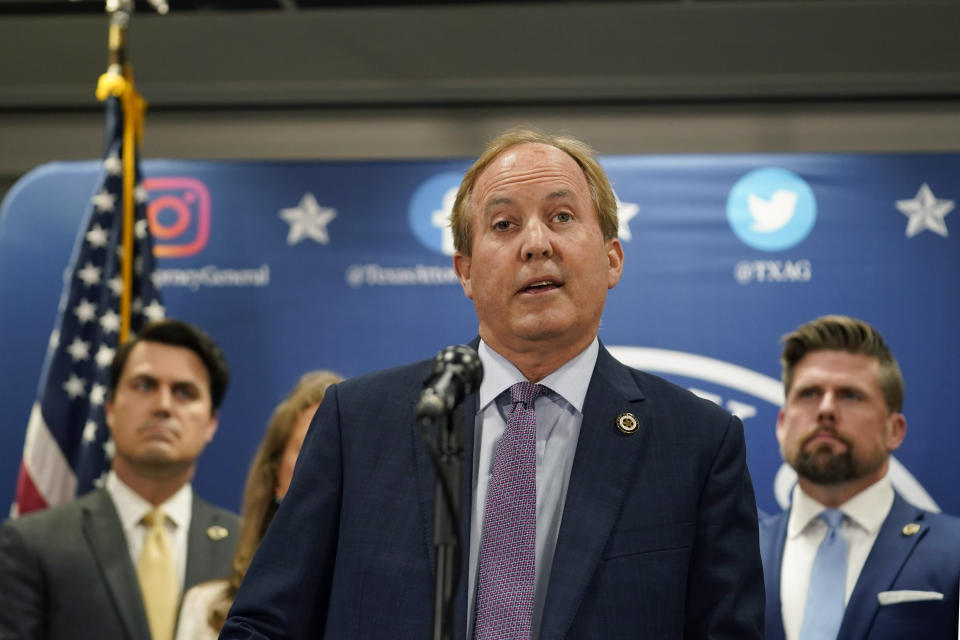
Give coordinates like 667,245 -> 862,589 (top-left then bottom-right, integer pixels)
12,96 -> 165,516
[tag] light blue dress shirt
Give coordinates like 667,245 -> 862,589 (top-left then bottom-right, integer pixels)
467,338 -> 598,639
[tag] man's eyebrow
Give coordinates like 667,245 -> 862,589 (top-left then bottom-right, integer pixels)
483,190 -> 575,211
545,189 -> 573,201
484,196 -> 512,212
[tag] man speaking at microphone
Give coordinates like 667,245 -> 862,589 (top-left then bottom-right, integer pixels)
221,128 -> 764,639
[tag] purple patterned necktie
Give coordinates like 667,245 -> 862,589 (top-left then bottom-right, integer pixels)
474,381 -> 545,640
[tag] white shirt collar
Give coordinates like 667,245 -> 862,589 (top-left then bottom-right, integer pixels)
477,337 -> 599,413
787,473 -> 894,538
105,469 -> 193,531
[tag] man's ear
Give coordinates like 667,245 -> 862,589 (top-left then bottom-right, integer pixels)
886,413 -> 907,452
605,238 -> 624,289
204,410 -> 219,444
105,400 -> 115,436
453,252 -> 473,300
775,408 -> 787,448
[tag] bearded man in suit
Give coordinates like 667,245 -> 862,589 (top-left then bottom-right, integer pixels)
221,128 -> 764,639
760,315 -> 960,640
0,319 -> 238,640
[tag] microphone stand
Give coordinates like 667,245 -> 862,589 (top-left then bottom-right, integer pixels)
420,407 -> 464,640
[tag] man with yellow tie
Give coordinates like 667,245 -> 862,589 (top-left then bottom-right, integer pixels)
0,319 -> 239,640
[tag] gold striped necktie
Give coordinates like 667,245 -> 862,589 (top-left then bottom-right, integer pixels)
137,508 -> 177,640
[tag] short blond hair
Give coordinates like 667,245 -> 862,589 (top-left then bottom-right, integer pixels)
780,315 -> 904,413
450,127 -> 619,255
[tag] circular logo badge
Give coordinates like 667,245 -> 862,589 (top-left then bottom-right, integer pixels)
407,172 -> 464,256
616,413 -> 639,435
726,168 -> 817,251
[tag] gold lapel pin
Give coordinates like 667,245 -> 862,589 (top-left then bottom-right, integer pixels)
901,523 -> 920,537
616,412 -> 639,435
206,525 -> 229,541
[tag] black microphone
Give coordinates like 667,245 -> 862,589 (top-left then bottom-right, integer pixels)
415,345 -> 483,421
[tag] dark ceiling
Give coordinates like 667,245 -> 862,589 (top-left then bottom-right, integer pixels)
2,0 -> 956,109
0,0 -> 514,13
0,0 -> 915,14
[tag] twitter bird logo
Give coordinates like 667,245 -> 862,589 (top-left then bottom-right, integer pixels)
727,168 -> 816,251
748,190 -> 798,232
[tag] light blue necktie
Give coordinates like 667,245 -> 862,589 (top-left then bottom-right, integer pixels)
800,508 -> 848,640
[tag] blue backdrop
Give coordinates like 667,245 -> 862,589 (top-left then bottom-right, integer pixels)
1,153 -> 957,516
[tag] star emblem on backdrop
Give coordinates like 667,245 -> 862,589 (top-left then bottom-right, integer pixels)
615,194 -> 639,241
279,192 -> 337,246
895,183 -> 953,238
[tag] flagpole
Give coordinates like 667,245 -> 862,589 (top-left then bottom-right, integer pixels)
96,0 -> 154,343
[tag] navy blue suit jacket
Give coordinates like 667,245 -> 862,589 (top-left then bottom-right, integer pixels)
760,491 -> 960,640
221,343 -> 764,639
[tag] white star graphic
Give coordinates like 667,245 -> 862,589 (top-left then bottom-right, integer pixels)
74,299 -> 97,324
76,262 -> 102,287
89,384 -> 107,407
431,187 -> 458,256
103,152 -> 122,176
66,337 -> 91,362
91,189 -> 116,213
132,297 -> 143,313
82,420 -> 99,443
896,183 -> 953,238
280,193 -> 337,246
95,344 -> 116,369
135,219 -> 149,239
615,193 -> 640,242
63,374 -> 86,399
108,276 -> 123,297
85,224 -> 109,249
100,309 -> 120,334
134,184 -> 149,204
103,439 -> 116,460
49,329 -> 60,351
143,299 -> 166,321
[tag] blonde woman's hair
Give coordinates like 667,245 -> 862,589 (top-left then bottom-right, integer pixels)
206,370 -> 343,632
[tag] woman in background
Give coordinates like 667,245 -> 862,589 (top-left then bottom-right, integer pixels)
175,370 -> 343,640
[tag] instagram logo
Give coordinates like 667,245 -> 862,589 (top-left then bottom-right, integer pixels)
144,177 -> 211,258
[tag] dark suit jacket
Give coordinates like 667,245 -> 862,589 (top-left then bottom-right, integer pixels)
760,491 -> 960,640
0,486 -> 238,640
222,343 -> 764,639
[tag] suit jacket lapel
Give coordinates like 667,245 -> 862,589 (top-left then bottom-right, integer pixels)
82,488 -> 149,640
411,346 -> 479,640
184,494 -> 235,590
760,511 -> 789,640
539,344 -> 646,640
838,493 -> 927,639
